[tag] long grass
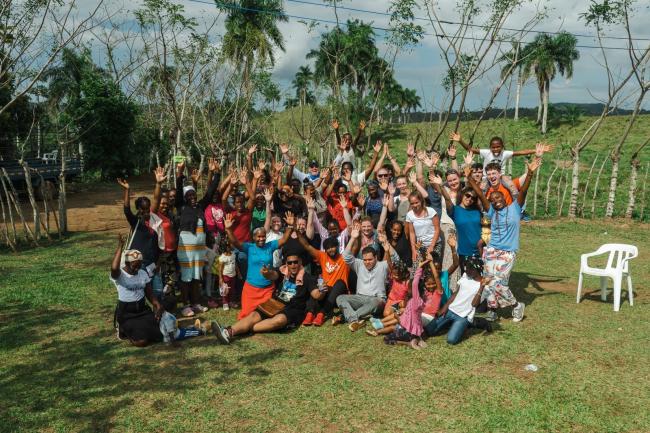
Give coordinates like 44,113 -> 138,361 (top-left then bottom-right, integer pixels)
1,219 -> 649,432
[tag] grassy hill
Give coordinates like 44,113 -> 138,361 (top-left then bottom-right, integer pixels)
263,109 -> 650,220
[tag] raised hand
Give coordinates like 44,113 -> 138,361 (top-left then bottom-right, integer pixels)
284,211 -> 295,227
527,158 -> 542,173
408,171 -> 417,184
305,196 -> 316,210
176,160 -> 186,175
224,213 -> 234,230
338,193 -> 348,208
359,119 -> 366,130
117,178 -> 129,189
191,168 -> 201,184
463,163 -> 472,178
404,156 -> 416,172
332,166 -> 341,181
331,119 -> 339,130
118,233 -> 127,245
320,167 -> 331,179
406,142 -> 415,158
208,157 -> 220,172
248,144 -> 257,155
464,151 -> 474,167
357,193 -> 366,207
377,230 -> 388,245
154,167 -> 167,184
382,193 -> 391,208
230,172 -> 239,185
263,187 -> 273,202
351,183 -> 362,195
447,143 -> 457,158
541,143 -> 554,153
417,149 -> 428,163
289,155 -> 298,166
279,143 -> 290,154
342,169 -> 352,182
373,139 -> 382,154
273,160 -> 285,173
388,182 -> 396,196
379,179 -> 389,191
238,169 -> 248,185
430,152 -> 440,168
253,167 -> 263,180
350,221 -> 361,239
450,132 -> 461,142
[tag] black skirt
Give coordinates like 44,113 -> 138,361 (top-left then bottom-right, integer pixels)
115,299 -> 163,343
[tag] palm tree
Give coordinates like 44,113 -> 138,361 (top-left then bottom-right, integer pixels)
522,32 -> 579,134
220,0 -> 288,83
292,66 -> 314,107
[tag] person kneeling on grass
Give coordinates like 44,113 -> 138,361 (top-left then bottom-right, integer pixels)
336,222 -> 389,332
423,257 -> 493,345
212,254 -> 321,344
111,235 -> 205,347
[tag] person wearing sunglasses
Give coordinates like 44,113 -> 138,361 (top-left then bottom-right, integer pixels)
431,174 -> 482,276
212,254 -> 321,344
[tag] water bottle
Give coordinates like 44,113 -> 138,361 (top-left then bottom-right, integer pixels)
317,276 -> 325,292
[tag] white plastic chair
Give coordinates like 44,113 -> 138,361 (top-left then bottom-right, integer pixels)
576,243 -> 638,311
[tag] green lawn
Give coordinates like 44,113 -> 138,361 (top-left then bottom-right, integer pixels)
1,220 -> 649,433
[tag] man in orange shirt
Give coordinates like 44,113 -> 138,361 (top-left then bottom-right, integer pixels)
483,162 -> 526,206
297,234 -> 349,326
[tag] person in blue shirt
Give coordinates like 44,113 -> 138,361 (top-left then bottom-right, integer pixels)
465,155 -> 541,323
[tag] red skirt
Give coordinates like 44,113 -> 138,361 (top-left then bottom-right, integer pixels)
238,281 -> 274,319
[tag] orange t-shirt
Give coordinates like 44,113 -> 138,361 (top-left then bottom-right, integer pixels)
317,251 -> 349,289
486,178 -> 521,205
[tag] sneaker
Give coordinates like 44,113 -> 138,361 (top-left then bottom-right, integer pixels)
485,310 -> 498,322
370,317 -> 384,330
181,306 -> 195,317
192,304 -> 208,313
211,321 -> 231,344
512,302 -> 525,322
348,320 -> 366,332
222,303 -> 230,311
115,324 -> 125,341
312,312 -> 325,327
302,312 -> 315,326
331,315 -> 344,326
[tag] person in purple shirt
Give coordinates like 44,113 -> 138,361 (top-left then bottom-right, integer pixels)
466,155 -> 541,323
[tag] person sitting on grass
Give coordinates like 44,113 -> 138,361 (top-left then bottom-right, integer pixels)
464,155 -> 541,322
212,254 -> 320,344
423,256 -> 493,345
382,260 -> 411,318
337,222 -> 390,332
297,232 -> 349,327
223,211 -> 295,320
111,235 -> 204,347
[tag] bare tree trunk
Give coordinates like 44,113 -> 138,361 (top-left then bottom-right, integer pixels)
0,186 -> 16,251
0,175 -> 17,245
20,161 -> 40,240
541,81 -> 549,134
568,145 -> 581,218
591,157 -> 607,219
58,146 -> 68,235
536,88 -> 543,124
625,158 -> 641,218
1,168 -> 38,246
560,168 -> 570,216
556,163 -> 566,216
514,75 -> 521,121
532,168 -> 540,216
544,165 -> 558,215
35,172 -> 52,240
605,155 -> 619,217
579,155 -> 599,217
640,162 -> 649,220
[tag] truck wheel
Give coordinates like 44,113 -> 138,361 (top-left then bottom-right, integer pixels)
36,180 -> 58,201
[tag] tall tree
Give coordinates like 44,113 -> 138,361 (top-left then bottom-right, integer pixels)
522,32 -> 580,134
292,66 -> 315,107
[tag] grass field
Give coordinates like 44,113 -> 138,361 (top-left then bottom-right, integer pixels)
1,219 -> 649,433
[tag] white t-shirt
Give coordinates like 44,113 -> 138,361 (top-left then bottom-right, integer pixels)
449,274 -> 481,321
266,231 -> 283,268
219,253 -> 237,277
110,269 -> 150,303
405,207 -> 438,247
480,149 -> 514,169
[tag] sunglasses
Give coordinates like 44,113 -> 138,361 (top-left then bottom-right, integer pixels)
377,173 -> 389,178
464,193 -> 477,200
286,260 -> 300,265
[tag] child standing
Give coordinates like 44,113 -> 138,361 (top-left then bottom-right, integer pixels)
216,239 -> 238,311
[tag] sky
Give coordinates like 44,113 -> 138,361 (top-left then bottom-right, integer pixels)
81,0 -> 650,110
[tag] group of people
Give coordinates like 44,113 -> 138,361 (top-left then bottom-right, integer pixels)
111,120 -> 551,349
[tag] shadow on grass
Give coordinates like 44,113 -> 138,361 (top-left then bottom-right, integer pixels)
0,303 -> 288,433
510,271 -> 565,307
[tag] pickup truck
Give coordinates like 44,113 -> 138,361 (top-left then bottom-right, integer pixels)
0,158 -> 82,199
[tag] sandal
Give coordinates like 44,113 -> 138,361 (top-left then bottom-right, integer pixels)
181,306 -> 195,317
365,329 -> 379,337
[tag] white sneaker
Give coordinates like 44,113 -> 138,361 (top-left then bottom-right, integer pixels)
222,303 -> 230,311
211,321 -> 231,344
512,302 -> 525,322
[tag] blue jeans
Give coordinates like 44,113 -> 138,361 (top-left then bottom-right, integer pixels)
424,310 -> 470,345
